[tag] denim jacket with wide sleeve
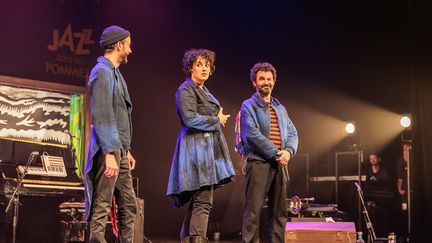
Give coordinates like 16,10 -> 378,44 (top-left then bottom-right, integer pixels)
167,78 -> 235,207
84,56 -> 133,221
240,93 -> 298,162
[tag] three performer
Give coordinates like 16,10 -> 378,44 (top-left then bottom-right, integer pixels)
84,26 -> 299,243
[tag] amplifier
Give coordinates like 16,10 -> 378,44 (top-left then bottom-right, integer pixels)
134,198 -> 145,243
105,198 -> 144,243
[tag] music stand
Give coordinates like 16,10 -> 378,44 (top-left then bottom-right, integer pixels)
5,152 -> 38,243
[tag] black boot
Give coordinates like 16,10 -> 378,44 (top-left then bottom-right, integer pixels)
190,235 -> 209,243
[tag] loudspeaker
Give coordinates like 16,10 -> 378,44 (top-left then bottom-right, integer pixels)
134,198 -> 144,243
104,198 -> 145,243
287,153 -> 310,198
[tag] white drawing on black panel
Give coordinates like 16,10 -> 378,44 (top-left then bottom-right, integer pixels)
0,84 -> 71,146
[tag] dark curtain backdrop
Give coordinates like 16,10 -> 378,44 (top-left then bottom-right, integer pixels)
412,82 -> 432,242
410,2 -> 432,241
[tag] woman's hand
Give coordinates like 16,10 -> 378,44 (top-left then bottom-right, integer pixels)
218,107 -> 230,127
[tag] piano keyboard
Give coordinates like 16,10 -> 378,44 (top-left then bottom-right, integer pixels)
18,165 -> 49,176
17,155 -> 67,177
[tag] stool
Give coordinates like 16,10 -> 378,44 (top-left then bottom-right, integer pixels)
59,202 -> 86,243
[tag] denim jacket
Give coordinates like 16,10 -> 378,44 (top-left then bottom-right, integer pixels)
167,78 -> 235,206
84,56 -> 133,221
240,93 -> 298,162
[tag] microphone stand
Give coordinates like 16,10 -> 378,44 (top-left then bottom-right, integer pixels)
5,152 -> 37,243
354,183 -> 376,243
406,145 -> 412,242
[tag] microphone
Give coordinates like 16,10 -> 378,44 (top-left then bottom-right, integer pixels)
31,151 -> 39,156
354,182 -> 361,191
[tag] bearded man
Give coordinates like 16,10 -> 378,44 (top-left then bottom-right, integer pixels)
239,62 -> 298,243
85,25 -> 137,243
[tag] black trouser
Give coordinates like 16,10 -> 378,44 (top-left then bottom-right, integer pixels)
89,149 -> 137,243
242,160 -> 289,243
180,185 -> 214,239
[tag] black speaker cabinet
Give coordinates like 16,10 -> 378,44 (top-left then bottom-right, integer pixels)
101,198 -> 145,243
134,198 -> 144,243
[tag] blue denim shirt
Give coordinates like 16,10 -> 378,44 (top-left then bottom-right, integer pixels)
240,93 -> 298,161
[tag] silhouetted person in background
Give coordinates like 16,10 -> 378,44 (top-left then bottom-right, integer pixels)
396,142 -> 411,241
363,152 -> 391,237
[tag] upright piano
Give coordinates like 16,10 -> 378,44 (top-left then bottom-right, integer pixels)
0,160 -> 84,243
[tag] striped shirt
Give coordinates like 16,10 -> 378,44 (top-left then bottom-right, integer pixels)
269,103 -> 282,150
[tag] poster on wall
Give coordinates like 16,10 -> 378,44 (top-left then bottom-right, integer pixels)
0,84 -> 71,147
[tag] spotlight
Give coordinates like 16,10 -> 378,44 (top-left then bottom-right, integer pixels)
400,114 -> 412,142
400,115 -> 411,128
345,121 -> 362,148
345,122 -> 356,134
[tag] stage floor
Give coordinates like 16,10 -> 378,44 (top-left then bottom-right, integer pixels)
149,240 -> 238,243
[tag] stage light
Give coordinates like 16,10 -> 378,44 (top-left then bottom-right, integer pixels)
400,115 -> 411,128
345,122 -> 355,134
400,114 -> 412,142
345,121 -> 362,148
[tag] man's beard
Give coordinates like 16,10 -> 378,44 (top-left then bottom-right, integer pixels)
120,53 -> 128,64
119,47 -> 129,64
257,85 -> 272,96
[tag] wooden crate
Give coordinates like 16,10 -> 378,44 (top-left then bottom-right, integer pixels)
285,222 -> 356,243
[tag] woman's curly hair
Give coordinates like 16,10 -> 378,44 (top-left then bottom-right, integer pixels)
182,49 -> 216,77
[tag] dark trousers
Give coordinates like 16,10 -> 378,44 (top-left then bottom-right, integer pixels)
89,150 -> 137,243
180,186 -> 214,239
242,160 -> 289,243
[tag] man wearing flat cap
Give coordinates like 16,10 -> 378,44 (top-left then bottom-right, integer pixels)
85,25 -> 136,243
